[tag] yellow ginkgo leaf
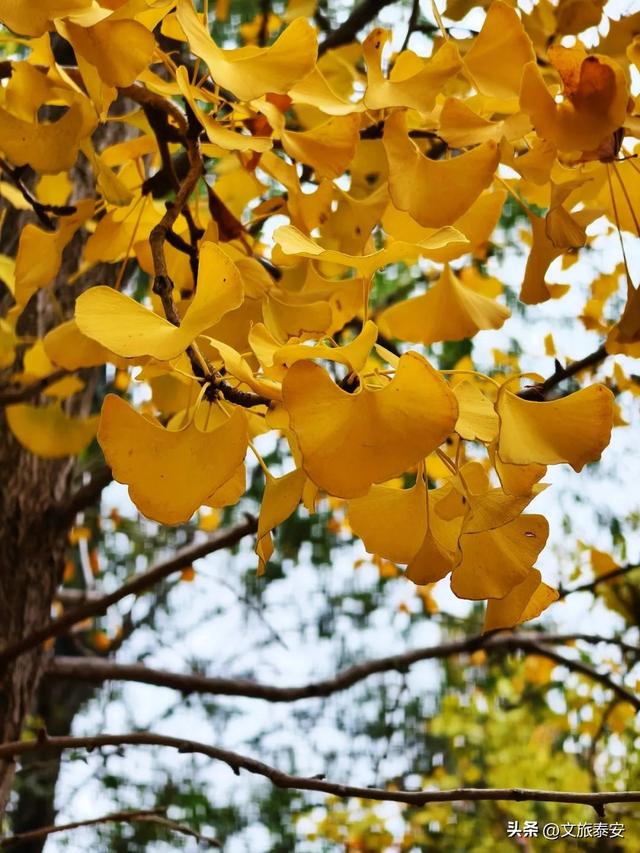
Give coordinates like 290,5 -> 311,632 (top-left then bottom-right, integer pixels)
483,568 -> 558,631
43,319 -> 132,370
382,189 -> 507,263
76,242 -> 243,360
520,48 -> 629,152
379,266 -> 509,345
98,394 -> 248,524
271,320 -> 378,374
497,384 -> 614,472
462,0 -> 535,98
206,462 -> 247,508
489,440 -> 546,496
0,102 -> 86,175
176,67 -> 272,153
14,200 -> 94,305
452,514 -> 549,600
453,380 -> 499,442
288,65 -> 364,116
363,28 -> 461,112
176,0 -> 317,100
6,403 -> 98,458
283,352 -> 458,498
274,224 -> 467,279
263,291 -> 334,341
348,477 -> 428,565
405,526 -> 455,586
60,19 -> 155,88
0,0 -> 92,37
383,110 -> 499,228
256,467 -> 306,573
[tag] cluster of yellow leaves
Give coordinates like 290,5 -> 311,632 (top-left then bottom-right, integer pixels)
0,0 -> 634,629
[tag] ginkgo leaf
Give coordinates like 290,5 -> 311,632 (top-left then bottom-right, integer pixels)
98,394 -> 248,524
176,67 -> 272,153
14,200 -> 94,305
379,266 -> 509,345
451,514 -> 549,600
271,320 -> 378,374
43,319 -> 132,370
288,65 -> 365,116
382,189 -> 506,263
453,380 -> 499,442
520,48 -> 629,152
497,384 -> 614,472
363,28 -> 461,112
405,526 -> 455,586
0,0 -> 92,37
274,224 -> 467,279
76,242 -> 243,360
348,477 -> 428,565
489,440 -> 546,496
0,102 -> 86,174
256,467 -> 306,574
6,403 -> 98,458
283,352 -> 458,498
176,0 -> 317,100
462,0 -> 535,98
60,19 -> 155,87
383,110 -> 500,228
484,568 -> 558,631
206,462 -> 247,508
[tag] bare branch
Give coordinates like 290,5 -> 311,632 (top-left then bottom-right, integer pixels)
319,0 -> 395,56
558,563 -> 640,599
44,631 -> 640,707
518,344 -> 609,401
0,807 -> 220,848
1,731 -> 639,811
0,517 -> 257,672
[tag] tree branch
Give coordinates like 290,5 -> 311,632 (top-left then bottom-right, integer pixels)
43,631 -> 640,707
58,466 -> 113,521
0,370 -> 69,406
0,517 -> 257,672
558,563 -> 640,599
318,0 -> 396,56
0,158 -> 76,230
518,344 -> 609,401
0,807 -> 220,848
1,731 -> 639,811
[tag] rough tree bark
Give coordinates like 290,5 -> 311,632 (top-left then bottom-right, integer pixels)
0,123 -> 125,820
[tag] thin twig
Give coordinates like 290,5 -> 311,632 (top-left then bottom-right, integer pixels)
0,517 -> 257,672
0,158 -> 76,229
0,807 -> 220,848
558,564 -> 640,599
1,731 -> 639,811
44,632 -> 640,707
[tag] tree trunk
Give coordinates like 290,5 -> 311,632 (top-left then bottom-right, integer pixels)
0,107 -> 126,817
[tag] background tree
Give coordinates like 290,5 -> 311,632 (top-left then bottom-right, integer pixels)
0,0 -> 639,849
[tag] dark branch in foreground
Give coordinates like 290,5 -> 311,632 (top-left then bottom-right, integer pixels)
0,157 -> 76,229
519,344 -> 609,400
44,631 -> 640,708
0,807 -> 220,849
1,731 -> 638,813
0,517 -> 257,672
